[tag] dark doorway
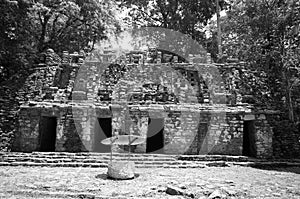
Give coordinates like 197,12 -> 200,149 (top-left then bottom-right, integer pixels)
39,117 -> 57,152
242,121 -> 256,157
93,118 -> 112,152
146,118 -> 164,153
197,123 -> 208,154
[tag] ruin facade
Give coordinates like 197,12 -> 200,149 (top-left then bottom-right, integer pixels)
12,49 -> 277,158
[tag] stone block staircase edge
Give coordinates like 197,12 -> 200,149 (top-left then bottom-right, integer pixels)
0,152 -> 300,168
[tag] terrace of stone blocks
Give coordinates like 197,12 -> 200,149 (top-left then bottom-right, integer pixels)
1,47 -> 298,159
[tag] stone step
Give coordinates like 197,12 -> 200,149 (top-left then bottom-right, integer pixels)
29,152 -> 177,158
231,161 -> 300,167
0,152 -> 177,160
1,153 -> 255,162
0,157 -> 177,164
1,152 -> 300,168
0,156 -> 176,162
0,158 -> 200,165
0,161 -> 214,168
177,155 -> 253,162
4,160 -> 300,168
0,152 -> 229,168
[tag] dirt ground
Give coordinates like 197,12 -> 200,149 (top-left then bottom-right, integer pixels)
0,166 -> 299,199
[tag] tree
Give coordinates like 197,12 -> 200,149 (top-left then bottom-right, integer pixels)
0,0 -> 33,82
210,0 -> 300,122
0,0 -> 121,84
119,0 -> 228,44
28,0 -> 121,53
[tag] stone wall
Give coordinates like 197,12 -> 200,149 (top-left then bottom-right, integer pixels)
15,49 -> 247,107
70,61 -> 246,105
268,115 -> 300,159
254,114 -> 274,158
206,113 -> 244,155
16,102 -> 268,156
5,49 -> 298,158
15,104 -> 88,152
0,86 -> 19,151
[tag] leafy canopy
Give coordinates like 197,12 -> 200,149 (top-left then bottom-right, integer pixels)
0,0 -> 120,83
119,0 -> 228,43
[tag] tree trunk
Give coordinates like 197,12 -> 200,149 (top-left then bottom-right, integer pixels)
216,0 -> 222,59
287,84 -> 294,122
38,15 -> 50,52
283,70 -> 295,122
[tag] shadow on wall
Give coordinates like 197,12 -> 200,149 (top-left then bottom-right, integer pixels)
185,122 -> 208,155
271,120 -> 300,159
62,118 -> 87,152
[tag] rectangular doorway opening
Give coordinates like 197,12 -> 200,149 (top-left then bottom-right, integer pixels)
39,117 -> 57,152
242,120 -> 256,157
197,123 -> 208,155
146,118 -> 164,154
93,118 -> 112,152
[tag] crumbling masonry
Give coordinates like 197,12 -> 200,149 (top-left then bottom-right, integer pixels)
12,48 -> 280,158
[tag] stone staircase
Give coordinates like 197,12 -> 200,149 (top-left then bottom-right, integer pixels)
0,152 -> 186,168
0,152 -> 300,168
0,152 -> 234,168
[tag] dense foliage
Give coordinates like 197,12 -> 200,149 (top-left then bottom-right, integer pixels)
119,0 -> 228,44
0,0 -> 32,83
0,0 -> 120,84
204,0 -> 300,123
222,0 -> 300,122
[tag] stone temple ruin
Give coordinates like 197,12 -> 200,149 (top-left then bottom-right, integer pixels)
12,48 -> 277,158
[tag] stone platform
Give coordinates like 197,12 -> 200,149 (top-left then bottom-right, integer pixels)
1,152 -> 300,168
